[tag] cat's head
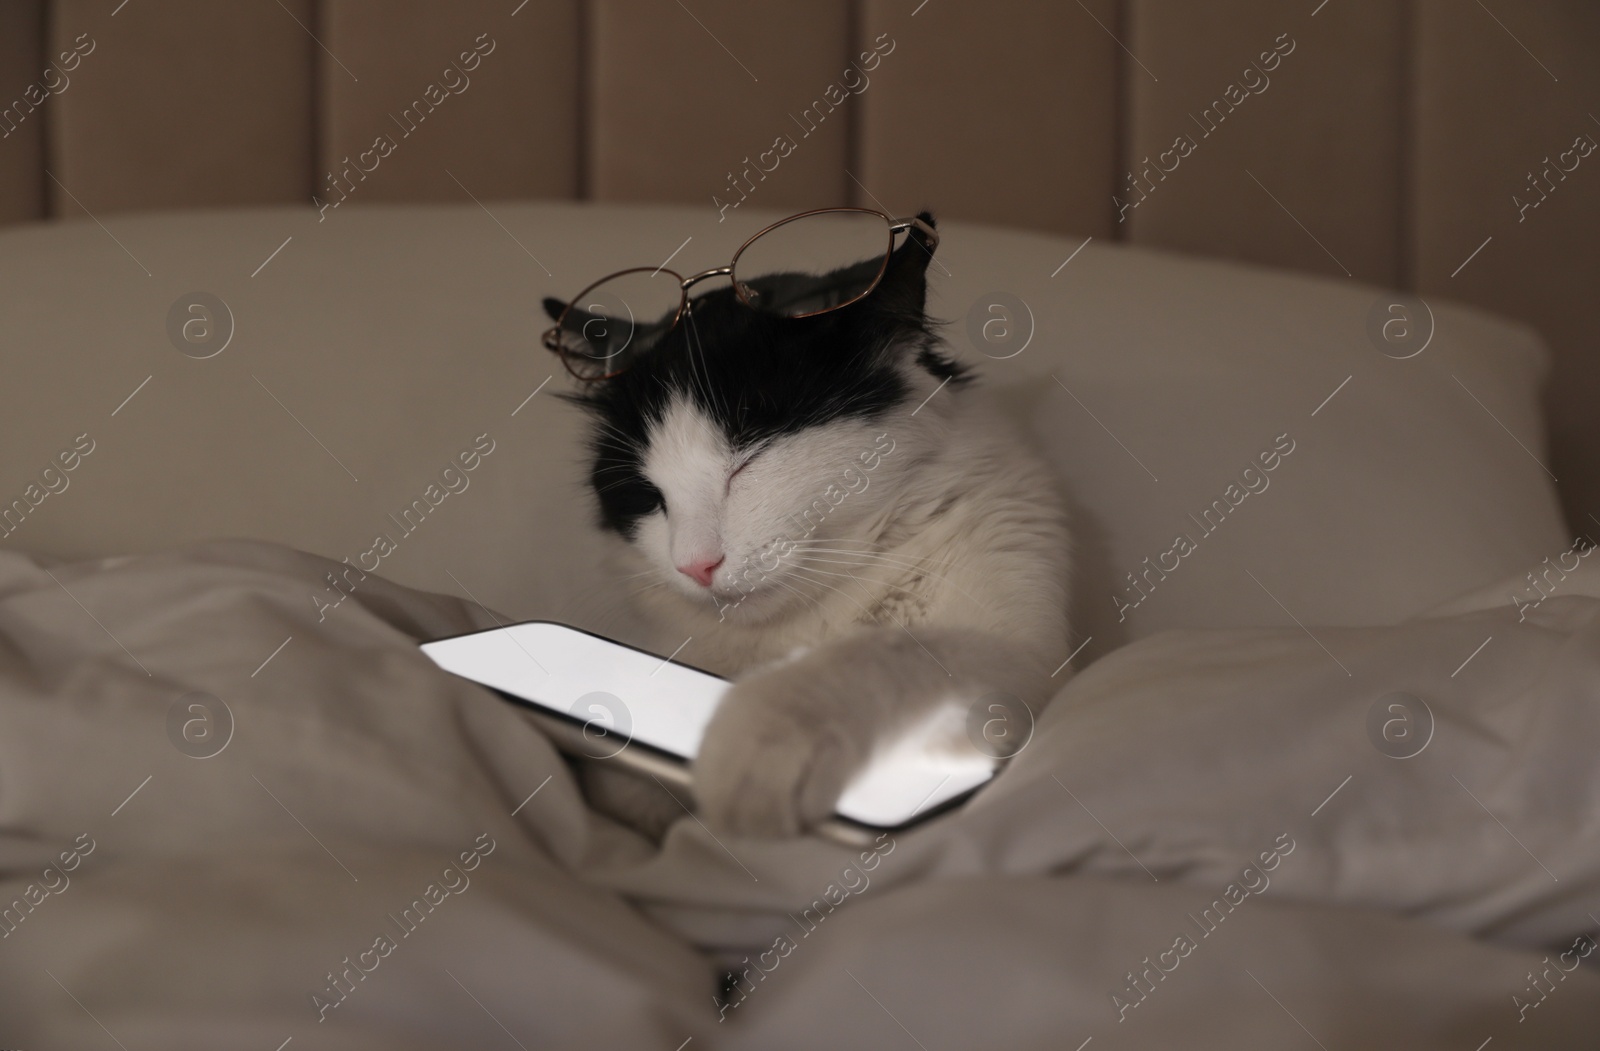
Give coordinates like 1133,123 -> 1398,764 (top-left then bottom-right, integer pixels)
548,211 -> 970,623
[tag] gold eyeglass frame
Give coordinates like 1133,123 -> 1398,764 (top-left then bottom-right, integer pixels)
541,206 -> 939,382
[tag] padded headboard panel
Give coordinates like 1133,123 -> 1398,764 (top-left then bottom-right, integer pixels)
1,0 -> 1596,523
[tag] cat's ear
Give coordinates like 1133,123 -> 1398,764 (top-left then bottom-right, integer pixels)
543,295 -> 670,378
871,210 -> 937,318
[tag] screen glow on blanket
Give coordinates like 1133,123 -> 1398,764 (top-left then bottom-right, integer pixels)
420,621 -> 994,829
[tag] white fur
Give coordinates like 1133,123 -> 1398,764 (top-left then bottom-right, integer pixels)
610,362 -> 1073,836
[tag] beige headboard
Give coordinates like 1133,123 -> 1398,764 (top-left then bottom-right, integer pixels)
2,0 -> 1596,525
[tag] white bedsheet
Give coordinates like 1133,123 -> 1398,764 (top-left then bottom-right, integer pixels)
0,540 -> 1596,1048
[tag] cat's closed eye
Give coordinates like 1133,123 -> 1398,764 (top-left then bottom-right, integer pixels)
727,454 -> 759,492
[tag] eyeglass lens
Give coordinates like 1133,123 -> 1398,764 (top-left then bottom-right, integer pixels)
552,210 -> 895,376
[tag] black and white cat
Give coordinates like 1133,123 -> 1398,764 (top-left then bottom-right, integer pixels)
548,214 -> 1072,838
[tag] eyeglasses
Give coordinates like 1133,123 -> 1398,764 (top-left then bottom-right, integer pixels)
542,206 -> 939,381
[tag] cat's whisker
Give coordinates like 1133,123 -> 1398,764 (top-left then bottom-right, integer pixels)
771,572 -> 848,614
788,563 -> 929,610
788,535 -> 945,552
769,575 -> 832,614
548,577 -> 663,637
791,547 -> 959,577
782,567 -> 879,619
594,477 -> 651,497
787,541 -> 957,568
792,551 -> 988,607
791,549 -> 951,573
790,550 -> 940,572
589,431 -> 649,462
788,563 -> 900,593
786,564 -> 886,599
787,542 -> 959,573
589,417 -> 645,447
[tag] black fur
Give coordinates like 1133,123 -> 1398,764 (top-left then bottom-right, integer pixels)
550,212 -> 967,538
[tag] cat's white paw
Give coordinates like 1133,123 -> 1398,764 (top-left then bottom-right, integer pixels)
693,657 -> 871,838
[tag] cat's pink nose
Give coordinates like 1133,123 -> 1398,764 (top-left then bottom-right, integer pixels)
677,554 -> 725,588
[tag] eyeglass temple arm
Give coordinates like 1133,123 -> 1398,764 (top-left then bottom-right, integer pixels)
890,214 -> 940,252
542,212 -> 933,355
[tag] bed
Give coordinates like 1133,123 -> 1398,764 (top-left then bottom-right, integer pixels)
0,201 -> 1596,1048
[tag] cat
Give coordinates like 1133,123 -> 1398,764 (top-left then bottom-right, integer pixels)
546,212 -> 1073,838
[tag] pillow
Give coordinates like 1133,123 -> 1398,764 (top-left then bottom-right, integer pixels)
0,202 -> 1568,663
955,229 -> 1569,654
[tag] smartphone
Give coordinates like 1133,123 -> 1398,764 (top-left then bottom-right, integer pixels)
419,621 -> 995,844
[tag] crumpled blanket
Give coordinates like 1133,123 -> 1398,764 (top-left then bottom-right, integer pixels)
0,539 -> 1595,1049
